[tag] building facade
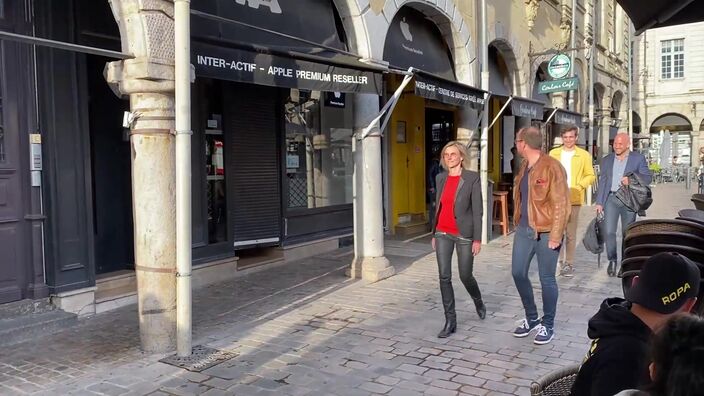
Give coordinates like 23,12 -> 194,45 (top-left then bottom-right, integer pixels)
0,0 -> 631,350
633,22 -> 704,167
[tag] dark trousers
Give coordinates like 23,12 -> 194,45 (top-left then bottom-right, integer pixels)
435,232 -> 482,320
604,193 -> 637,262
511,226 -> 560,329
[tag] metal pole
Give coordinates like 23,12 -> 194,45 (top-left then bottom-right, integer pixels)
480,0 -> 490,244
627,25 -> 634,147
175,0 -> 192,357
588,0 -> 595,159
569,0 -> 577,111
488,97 -> 513,130
0,30 -> 130,59
586,0 -> 597,206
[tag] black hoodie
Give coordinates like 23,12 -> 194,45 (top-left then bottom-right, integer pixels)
571,298 -> 653,396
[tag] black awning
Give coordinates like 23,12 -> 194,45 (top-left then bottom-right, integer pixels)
617,0 -> 704,35
413,71 -> 486,109
192,41 -> 384,95
510,97 -> 545,120
552,109 -> 582,126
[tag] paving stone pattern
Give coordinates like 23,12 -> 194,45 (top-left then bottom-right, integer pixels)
0,183 -> 693,395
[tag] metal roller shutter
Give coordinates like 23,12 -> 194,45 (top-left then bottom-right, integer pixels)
224,82 -> 282,248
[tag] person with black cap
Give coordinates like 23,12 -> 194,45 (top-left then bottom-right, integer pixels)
571,252 -> 701,396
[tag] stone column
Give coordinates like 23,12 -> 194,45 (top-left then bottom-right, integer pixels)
108,1 -> 177,353
351,94 -> 394,282
599,111 -> 612,158
457,107 -> 479,171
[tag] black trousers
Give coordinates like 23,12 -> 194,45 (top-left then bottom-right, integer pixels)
435,232 -> 482,320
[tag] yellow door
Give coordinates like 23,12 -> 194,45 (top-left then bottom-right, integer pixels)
390,94 -> 426,230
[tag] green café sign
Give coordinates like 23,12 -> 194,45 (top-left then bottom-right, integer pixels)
547,54 -> 571,79
538,77 -> 580,94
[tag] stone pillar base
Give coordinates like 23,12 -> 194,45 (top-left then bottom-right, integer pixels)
360,256 -> 395,282
51,287 -> 97,318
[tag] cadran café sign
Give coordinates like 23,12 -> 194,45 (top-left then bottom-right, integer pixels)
538,77 -> 580,94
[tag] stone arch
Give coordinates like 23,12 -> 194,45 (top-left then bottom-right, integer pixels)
699,119 -> 704,131
488,39 -> 521,95
611,90 -> 625,116
332,0 -> 373,59
366,0 -> 476,85
650,113 -> 693,133
632,111 -> 643,134
532,61 -> 552,105
593,83 -> 606,110
109,1 -> 173,62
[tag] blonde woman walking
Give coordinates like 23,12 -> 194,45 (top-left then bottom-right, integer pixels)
432,141 -> 486,338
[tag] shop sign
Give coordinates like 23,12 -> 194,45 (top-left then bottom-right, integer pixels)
538,77 -> 580,94
547,54 -> 571,79
511,99 -> 544,119
414,74 -> 486,109
555,110 -> 581,126
193,42 -> 383,95
324,92 -> 346,108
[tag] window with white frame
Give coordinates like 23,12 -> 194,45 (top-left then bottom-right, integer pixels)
661,39 -> 684,79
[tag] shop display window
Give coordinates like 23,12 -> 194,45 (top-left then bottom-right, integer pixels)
284,89 -> 354,209
204,113 -> 227,244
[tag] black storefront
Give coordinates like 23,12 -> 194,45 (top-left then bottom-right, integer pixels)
0,0 -> 384,305
0,0 -> 133,302
190,0 -> 383,258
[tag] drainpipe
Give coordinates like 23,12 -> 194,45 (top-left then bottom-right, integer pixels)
174,0 -> 192,357
627,25 -> 633,146
480,0 -> 490,244
588,0 -> 595,159
585,1 -> 597,206
569,0 -> 576,111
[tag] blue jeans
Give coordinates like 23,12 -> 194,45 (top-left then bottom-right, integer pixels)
511,226 -> 560,329
604,193 -> 637,262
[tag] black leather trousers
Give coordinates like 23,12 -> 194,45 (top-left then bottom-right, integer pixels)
435,232 -> 482,320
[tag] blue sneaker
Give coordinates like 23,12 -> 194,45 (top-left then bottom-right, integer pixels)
513,318 -> 541,338
534,324 -> 554,345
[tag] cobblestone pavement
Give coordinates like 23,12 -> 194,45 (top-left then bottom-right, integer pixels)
0,183 -> 695,396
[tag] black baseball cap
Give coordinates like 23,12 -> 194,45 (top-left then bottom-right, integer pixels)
626,252 -> 701,314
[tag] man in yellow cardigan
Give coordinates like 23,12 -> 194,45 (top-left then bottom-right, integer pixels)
549,125 -> 596,277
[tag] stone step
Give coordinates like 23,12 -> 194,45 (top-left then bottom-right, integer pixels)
95,270 -> 138,314
95,284 -> 138,314
395,220 -> 430,236
0,309 -> 77,347
96,270 -> 136,292
0,298 -> 56,319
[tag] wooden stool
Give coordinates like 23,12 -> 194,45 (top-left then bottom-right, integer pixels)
492,191 -> 510,236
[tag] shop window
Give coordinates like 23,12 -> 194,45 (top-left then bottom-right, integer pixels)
284,90 -> 353,209
204,113 -> 227,243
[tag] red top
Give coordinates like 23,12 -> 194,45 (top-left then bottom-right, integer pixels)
436,175 -> 460,235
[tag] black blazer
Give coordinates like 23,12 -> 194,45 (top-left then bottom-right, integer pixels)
433,169 -> 483,240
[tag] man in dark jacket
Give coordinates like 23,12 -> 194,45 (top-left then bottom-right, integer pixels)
595,132 -> 652,276
571,252 -> 700,396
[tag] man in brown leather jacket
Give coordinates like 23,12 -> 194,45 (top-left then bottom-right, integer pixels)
510,127 -> 571,345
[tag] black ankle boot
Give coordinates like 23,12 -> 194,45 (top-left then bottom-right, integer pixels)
607,261 -> 616,277
437,318 -> 456,338
473,297 -> 486,320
